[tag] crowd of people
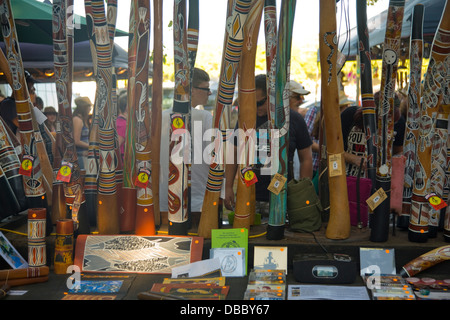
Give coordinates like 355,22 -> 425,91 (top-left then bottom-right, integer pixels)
0,67 -> 408,229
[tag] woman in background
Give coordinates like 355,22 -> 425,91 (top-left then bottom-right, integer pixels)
73,97 -> 92,170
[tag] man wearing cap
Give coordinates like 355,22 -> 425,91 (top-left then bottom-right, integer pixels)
289,80 -> 310,112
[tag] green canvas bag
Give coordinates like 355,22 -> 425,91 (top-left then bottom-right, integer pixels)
287,178 -> 323,233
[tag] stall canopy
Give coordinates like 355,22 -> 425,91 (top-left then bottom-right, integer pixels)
0,41 -> 129,82
0,0 -> 127,45
338,0 -> 446,59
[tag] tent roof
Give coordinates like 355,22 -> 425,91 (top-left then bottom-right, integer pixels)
338,0 -> 446,58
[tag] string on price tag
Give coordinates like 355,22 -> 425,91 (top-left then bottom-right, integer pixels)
19,155 -> 34,176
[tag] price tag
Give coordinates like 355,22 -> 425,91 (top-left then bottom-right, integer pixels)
328,153 -> 343,177
426,193 -> 447,210
19,155 -> 34,176
267,173 -> 287,195
241,167 -> 257,187
366,188 -> 388,212
171,115 -> 185,131
135,168 -> 151,188
57,161 -> 73,182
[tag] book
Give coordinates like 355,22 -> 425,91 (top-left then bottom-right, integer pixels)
211,228 -> 248,275
210,247 -> 245,277
253,246 -> 288,274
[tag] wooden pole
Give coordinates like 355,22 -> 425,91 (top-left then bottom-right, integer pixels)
319,0 -> 350,240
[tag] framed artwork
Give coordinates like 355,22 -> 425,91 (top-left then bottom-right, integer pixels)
0,231 -> 28,269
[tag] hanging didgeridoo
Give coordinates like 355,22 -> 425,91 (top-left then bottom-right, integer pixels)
133,0 -> 155,235
197,0 -> 253,239
83,0 -> 100,229
356,0 -> 377,199
52,0 -> 90,235
319,0 -> 350,240
370,0 -> 405,242
0,0 -> 51,235
409,0 -> 450,243
399,245 -> 450,277
232,0 -> 263,230
168,0 -> 191,235
399,4 -> 424,230
267,0 -> 296,240
151,0 -> 163,228
88,0 -> 120,234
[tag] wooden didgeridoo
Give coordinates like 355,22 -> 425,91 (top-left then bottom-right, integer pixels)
0,0 -> 51,235
168,0 -> 191,235
319,0 -> 350,240
408,0 -> 450,243
197,0 -> 252,239
0,266 -> 49,281
399,4 -> 424,229
370,0 -> 405,242
356,0 -> 377,198
121,0 -> 139,233
151,0 -> 163,228
0,276 -> 49,288
267,0 -> 296,240
399,245 -> 450,277
233,0 -> 263,230
89,0 -> 120,235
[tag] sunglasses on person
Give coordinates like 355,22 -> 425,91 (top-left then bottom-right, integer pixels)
194,86 -> 211,93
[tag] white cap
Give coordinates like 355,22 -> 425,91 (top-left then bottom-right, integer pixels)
290,80 -> 310,95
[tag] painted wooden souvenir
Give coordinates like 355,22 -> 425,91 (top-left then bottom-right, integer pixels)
74,234 -> 203,274
371,0 -> 405,242
356,0 -> 377,194
267,0 -> 296,240
400,4 -> 424,229
54,219 -> 74,274
86,0 -> 120,234
400,245 -> 450,277
53,0 -> 90,234
198,0 -> 252,239
168,0 -> 191,235
319,0 -> 350,239
233,0 -> 263,230
264,0 -> 277,128
27,208 -> 47,267
151,0 -> 163,228
409,1 -> 450,242
0,0 -> 50,231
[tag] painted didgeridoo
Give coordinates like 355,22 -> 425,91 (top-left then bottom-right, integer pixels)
356,0 -> 377,196
319,0 -> 350,240
400,245 -> 450,277
197,0 -> 252,239
267,0 -> 296,240
151,0 -> 163,228
233,0 -> 263,230
0,266 -> 49,281
168,0 -> 191,235
399,4 -> 424,229
53,0 -> 90,235
89,0 -> 120,234
409,0 -> 450,243
371,0 -> 405,242
0,0 -> 51,235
